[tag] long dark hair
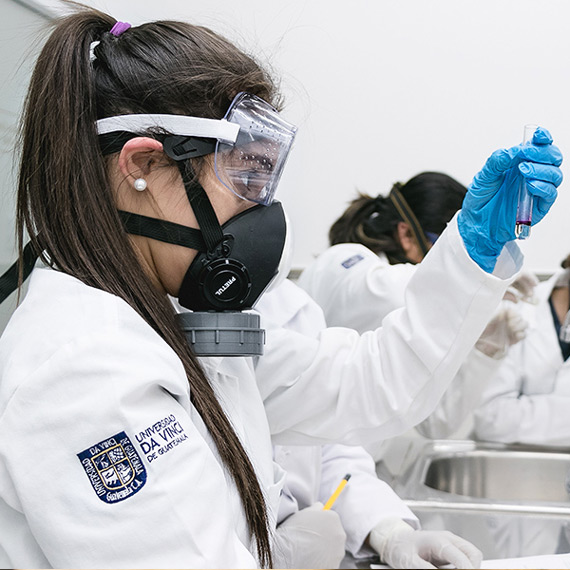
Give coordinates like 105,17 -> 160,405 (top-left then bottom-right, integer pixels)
329,172 -> 467,263
17,8 -> 276,567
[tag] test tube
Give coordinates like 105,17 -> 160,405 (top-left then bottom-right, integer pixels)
515,124 -> 538,240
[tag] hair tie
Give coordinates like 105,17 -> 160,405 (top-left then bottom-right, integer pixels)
110,21 -> 131,37
90,22 -> 131,63
89,40 -> 100,62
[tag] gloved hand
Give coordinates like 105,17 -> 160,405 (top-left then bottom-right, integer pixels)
272,502 -> 347,569
475,300 -> 528,359
369,517 -> 482,569
458,127 -> 563,273
504,271 -> 539,304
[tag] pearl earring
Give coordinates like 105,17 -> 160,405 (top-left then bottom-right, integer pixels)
134,178 -> 147,191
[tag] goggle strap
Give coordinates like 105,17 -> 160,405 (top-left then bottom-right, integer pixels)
118,210 -> 206,251
0,240 -> 39,304
96,114 -> 239,143
176,161 -> 225,253
388,186 -> 431,257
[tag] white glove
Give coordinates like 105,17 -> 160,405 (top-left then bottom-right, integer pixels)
503,271 -> 539,304
272,502 -> 347,569
369,517 -> 482,569
475,301 -> 528,359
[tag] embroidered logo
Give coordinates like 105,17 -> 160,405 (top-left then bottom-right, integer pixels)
135,415 -> 189,464
341,254 -> 364,269
78,431 -> 147,504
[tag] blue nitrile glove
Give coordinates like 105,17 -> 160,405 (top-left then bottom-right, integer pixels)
458,127 -> 563,273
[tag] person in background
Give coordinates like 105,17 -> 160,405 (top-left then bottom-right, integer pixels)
298,172 -> 534,441
0,8 -> 562,570
474,253 -> 570,446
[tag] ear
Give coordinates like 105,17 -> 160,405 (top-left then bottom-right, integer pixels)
118,137 -> 166,182
396,221 -> 414,255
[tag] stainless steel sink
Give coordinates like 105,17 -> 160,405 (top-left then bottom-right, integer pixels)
423,446 -> 570,502
390,440 -> 570,559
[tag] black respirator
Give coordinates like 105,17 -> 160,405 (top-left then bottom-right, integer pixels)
119,190 -> 288,357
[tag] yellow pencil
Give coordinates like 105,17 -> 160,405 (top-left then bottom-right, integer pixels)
323,473 -> 351,510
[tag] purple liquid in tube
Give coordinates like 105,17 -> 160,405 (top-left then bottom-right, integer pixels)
515,124 -> 537,240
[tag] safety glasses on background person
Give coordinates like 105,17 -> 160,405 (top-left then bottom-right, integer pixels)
96,92 -> 297,205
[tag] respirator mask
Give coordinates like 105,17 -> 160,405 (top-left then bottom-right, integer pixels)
98,92 -> 297,356
0,93 -> 297,357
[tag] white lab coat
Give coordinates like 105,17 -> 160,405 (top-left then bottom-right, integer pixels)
0,268 -> 269,569
297,244 -> 416,332
297,240 -> 504,440
474,271 -> 570,446
0,215 -> 520,568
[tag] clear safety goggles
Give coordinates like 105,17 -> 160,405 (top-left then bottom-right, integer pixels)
96,92 -> 297,206
214,92 -> 297,205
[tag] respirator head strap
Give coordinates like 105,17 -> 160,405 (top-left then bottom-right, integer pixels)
173,158 -> 226,255
99,132 -> 217,161
163,136 -> 216,161
98,129 -> 225,256
0,240 -> 39,304
118,211 -> 206,251
161,134 -> 226,255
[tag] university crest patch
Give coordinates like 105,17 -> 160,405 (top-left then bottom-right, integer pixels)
77,431 -> 147,504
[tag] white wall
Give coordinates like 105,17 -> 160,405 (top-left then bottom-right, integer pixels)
2,0 -> 570,309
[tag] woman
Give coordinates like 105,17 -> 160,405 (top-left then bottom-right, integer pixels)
0,8 -> 561,569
